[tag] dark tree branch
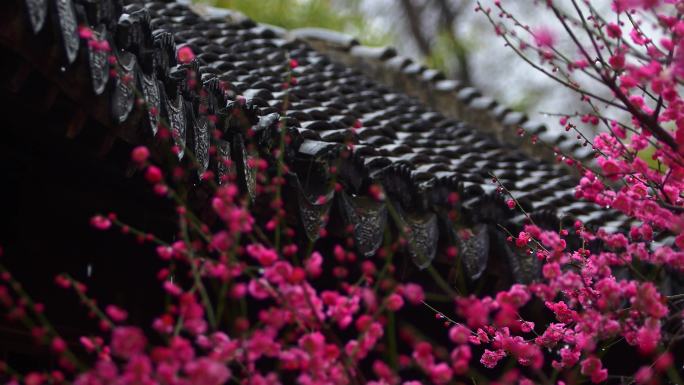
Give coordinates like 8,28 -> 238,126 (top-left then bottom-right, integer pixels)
398,0 -> 432,56
434,0 -> 457,29
432,0 -> 471,84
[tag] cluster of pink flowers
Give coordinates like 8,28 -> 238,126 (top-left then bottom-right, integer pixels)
475,0 -> 684,382
478,0 -> 684,383
468,223 -> 675,376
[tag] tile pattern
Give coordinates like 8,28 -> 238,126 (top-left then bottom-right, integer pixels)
7,0 -> 634,282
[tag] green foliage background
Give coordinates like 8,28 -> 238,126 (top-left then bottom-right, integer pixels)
204,0 -> 391,47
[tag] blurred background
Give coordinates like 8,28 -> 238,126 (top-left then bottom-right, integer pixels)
198,0 -> 593,131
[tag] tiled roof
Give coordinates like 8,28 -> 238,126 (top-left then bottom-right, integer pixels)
283,26 -> 593,166
2,0 -> 634,283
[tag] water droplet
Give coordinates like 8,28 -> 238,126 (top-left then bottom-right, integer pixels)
60,66 -> 66,72
86,264 -> 93,277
